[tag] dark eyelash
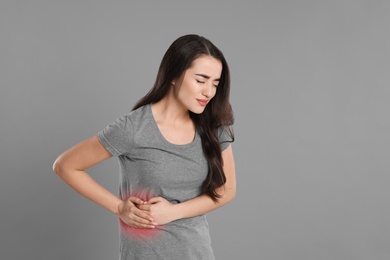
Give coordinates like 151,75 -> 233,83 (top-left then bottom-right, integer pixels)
196,79 -> 218,87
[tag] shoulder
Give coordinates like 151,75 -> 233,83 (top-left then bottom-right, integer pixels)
118,104 -> 150,125
99,104 -> 150,135
128,104 -> 150,121
217,125 -> 234,151
121,104 -> 155,135
96,104 -> 152,156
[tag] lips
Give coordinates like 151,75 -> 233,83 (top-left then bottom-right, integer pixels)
196,99 -> 208,107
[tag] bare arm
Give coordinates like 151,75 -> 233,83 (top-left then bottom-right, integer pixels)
139,145 -> 236,225
53,135 -> 156,228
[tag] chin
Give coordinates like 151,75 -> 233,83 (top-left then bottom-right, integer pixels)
189,107 -> 206,114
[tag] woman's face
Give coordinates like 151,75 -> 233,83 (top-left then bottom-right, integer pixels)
173,55 -> 222,114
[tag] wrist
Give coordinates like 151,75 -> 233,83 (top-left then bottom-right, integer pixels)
171,203 -> 183,221
113,200 -> 124,216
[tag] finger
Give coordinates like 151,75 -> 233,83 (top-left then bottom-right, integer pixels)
120,208 -> 155,227
128,196 -> 145,205
133,208 -> 154,222
137,204 -> 152,211
134,223 -> 156,229
132,214 -> 157,228
123,218 -> 155,229
147,197 -> 162,204
134,209 -> 158,226
131,214 -> 156,228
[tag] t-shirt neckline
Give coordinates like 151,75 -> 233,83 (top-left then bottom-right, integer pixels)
147,103 -> 198,148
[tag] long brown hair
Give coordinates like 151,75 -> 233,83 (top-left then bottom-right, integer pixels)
133,34 -> 234,201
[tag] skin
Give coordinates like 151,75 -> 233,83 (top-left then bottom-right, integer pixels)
53,55 -> 236,229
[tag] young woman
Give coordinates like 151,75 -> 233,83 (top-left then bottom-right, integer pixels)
53,34 -> 236,260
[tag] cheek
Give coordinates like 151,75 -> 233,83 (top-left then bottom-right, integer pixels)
183,83 -> 199,97
180,79 -> 194,91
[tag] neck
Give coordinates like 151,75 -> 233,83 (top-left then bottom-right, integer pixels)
152,92 -> 190,124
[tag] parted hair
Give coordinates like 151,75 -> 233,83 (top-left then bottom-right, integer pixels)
133,34 -> 234,201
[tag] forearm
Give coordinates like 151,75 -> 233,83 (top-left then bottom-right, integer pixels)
173,188 -> 236,220
53,135 -> 122,214
172,146 -> 236,221
55,168 -> 122,215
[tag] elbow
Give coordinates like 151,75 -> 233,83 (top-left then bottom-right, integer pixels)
52,159 -> 61,175
52,157 -> 66,176
218,186 -> 236,205
227,189 -> 236,203
226,181 -> 237,203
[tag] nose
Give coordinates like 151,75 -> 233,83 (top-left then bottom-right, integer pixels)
202,83 -> 213,98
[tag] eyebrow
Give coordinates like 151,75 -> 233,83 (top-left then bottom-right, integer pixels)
195,74 -> 220,81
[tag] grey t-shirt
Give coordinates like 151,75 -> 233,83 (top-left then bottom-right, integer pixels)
97,103 -> 233,260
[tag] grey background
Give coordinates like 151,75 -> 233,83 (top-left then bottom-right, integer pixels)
1,1 -> 389,259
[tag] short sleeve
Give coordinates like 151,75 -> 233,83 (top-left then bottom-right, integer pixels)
218,126 -> 234,151
97,114 -> 134,156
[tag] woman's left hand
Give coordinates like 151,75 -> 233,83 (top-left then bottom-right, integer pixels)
137,197 -> 177,226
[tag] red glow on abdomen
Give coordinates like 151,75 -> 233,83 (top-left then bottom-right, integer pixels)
119,219 -> 161,239
119,188 -> 162,239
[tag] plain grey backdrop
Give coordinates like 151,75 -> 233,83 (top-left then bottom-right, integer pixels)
1,1 -> 389,259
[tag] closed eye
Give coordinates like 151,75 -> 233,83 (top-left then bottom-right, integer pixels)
197,79 -> 218,88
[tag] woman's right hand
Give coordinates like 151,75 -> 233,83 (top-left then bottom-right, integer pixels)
117,196 -> 157,228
